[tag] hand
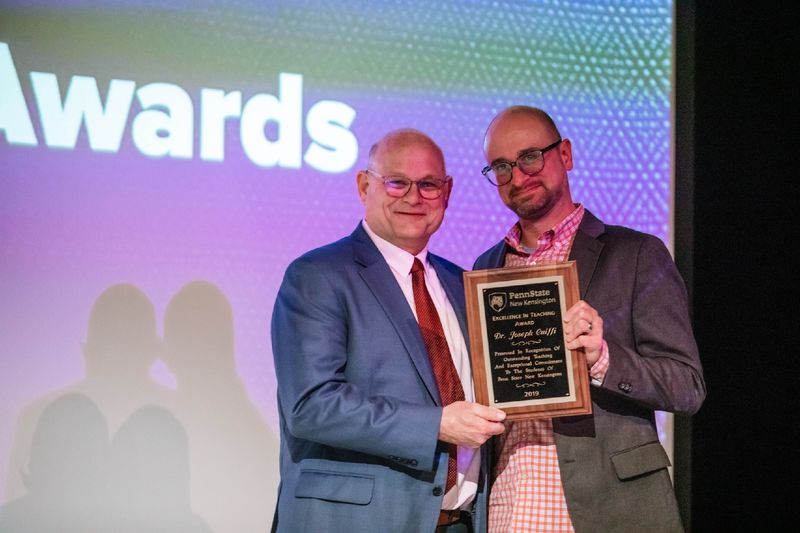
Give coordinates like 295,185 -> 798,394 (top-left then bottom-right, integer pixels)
438,401 -> 506,448
563,300 -> 603,367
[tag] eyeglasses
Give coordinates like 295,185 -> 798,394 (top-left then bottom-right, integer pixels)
481,139 -> 562,186
364,169 -> 449,200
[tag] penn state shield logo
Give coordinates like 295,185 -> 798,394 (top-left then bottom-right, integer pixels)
488,292 -> 507,312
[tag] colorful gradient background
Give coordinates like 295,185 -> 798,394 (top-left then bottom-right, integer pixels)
1,1 -> 674,530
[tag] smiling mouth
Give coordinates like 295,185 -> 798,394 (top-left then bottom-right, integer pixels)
511,182 -> 543,197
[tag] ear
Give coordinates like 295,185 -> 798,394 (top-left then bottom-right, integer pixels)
560,138 -> 574,171
442,177 -> 453,209
356,170 -> 369,206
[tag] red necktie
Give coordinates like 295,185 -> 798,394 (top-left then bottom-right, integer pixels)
410,258 -> 465,493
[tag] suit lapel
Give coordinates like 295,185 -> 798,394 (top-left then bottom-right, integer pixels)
351,225 -> 441,405
569,210 -> 605,298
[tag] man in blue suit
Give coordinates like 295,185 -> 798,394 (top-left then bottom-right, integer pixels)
271,129 -> 506,532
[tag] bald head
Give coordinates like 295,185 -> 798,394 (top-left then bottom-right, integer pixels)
368,128 -> 445,175
484,106 -> 561,154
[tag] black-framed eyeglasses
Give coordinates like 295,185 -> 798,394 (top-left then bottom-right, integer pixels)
364,169 -> 449,200
481,139 -> 562,186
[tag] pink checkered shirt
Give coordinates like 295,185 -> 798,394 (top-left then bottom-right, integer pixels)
488,204 -> 609,533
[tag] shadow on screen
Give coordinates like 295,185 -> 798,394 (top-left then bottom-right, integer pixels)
2,281 -> 279,532
0,393 -> 110,532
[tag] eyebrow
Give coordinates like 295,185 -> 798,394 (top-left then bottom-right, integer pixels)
383,173 -> 445,181
489,147 -> 540,166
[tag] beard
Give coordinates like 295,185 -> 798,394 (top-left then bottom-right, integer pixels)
506,182 -> 564,221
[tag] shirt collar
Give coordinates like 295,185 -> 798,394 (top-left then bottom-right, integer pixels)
361,219 -> 428,276
504,204 -> 585,256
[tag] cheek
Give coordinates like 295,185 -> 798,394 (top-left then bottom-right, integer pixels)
367,191 -> 390,210
364,195 -> 392,225
427,205 -> 447,224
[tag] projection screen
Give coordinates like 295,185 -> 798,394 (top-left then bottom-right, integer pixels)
1,1 -> 676,530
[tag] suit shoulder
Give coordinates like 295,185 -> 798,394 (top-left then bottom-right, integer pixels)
473,240 -> 505,270
278,237 -> 358,291
596,224 -> 675,268
288,235 -> 354,268
599,224 -> 669,250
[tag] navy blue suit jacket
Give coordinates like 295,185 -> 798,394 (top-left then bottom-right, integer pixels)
272,224 -> 487,533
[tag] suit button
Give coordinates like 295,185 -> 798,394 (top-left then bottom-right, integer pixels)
432,486 -> 443,496
618,381 -> 632,393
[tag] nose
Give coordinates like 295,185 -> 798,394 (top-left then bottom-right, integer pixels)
509,163 -> 530,184
403,182 -> 423,204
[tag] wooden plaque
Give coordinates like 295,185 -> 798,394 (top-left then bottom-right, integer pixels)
464,261 -> 592,420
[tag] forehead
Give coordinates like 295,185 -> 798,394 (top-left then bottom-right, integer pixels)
485,114 -> 553,159
374,138 -> 445,176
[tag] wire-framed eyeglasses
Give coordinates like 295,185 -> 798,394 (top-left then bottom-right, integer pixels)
481,139 -> 562,186
364,169 -> 449,200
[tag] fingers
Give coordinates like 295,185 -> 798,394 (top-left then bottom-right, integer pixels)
473,403 -> 507,423
439,401 -> 507,448
563,300 -> 603,366
564,300 -> 596,330
473,404 -> 507,438
564,301 -> 601,337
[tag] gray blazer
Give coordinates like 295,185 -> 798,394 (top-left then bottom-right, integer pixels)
272,224 -> 488,533
474,209 -> 705,533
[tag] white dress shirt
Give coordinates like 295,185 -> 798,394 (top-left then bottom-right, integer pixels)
362,220 -> 479,510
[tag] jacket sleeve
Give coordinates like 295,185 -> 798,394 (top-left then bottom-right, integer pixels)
271,256 -> 442,471
599,234 -> 706,415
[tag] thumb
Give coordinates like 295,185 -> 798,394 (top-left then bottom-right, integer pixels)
474,404 -> 506,422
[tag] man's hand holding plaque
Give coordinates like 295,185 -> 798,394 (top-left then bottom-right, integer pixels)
563,299 -> 603,367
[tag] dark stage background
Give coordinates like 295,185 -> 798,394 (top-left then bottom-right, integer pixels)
682,2 -> 795,531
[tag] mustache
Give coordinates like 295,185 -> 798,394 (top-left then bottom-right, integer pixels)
509,180 -> 543,195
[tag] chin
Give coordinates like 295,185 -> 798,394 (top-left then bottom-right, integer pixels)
396,230 -> 429,244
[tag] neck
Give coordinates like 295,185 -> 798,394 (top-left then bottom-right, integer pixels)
400,243 -> 425,255
517,202 -> 576,247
